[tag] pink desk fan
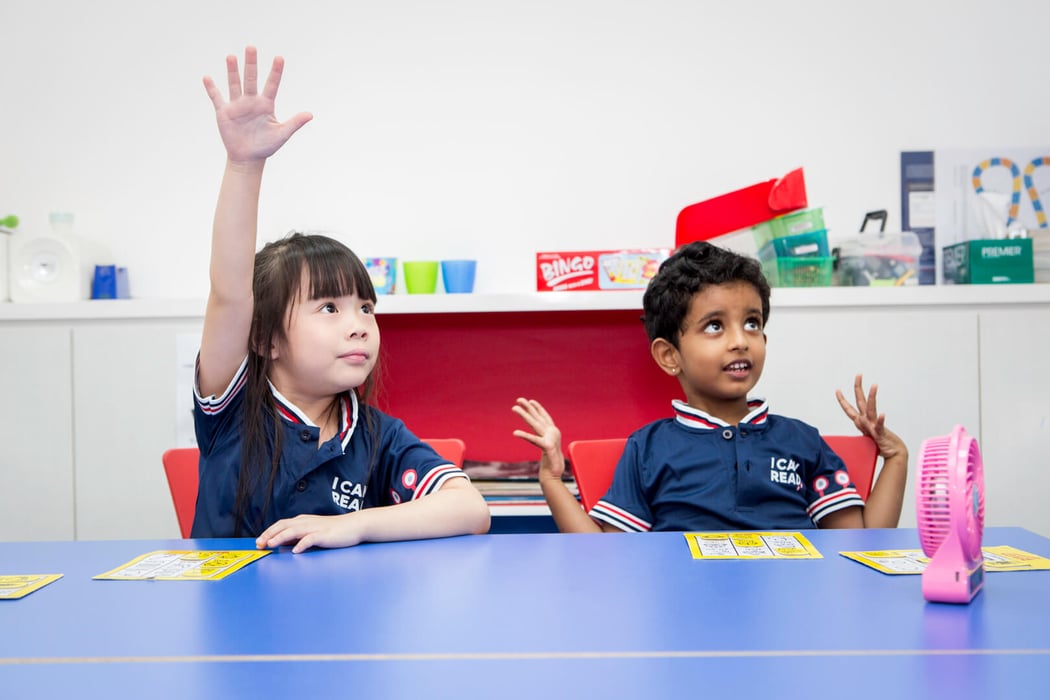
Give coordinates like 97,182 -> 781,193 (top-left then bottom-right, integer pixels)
916,425 -> 985,604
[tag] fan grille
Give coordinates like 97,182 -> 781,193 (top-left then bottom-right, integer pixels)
917,435 -> 952,556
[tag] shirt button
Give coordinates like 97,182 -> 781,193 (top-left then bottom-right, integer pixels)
296,479 -> 307,492
722,429 -> 733,440
300,430 -> 312,441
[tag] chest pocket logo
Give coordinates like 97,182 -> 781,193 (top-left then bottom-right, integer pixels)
769,456 -> 803,490
331,477 -> 367,511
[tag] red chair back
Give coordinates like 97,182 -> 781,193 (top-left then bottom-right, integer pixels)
567,438 -> 626,512
162,447 -> 200,538
823,434 -> 879,500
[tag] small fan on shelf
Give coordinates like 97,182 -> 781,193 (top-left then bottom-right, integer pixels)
916,425 -> 985,604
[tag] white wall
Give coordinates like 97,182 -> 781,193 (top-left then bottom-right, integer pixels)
2,0 -> 1047,299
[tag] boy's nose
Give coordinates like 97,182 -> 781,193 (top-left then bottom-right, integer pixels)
728,327 -> 749,350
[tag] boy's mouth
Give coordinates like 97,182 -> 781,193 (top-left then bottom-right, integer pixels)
724,360 -> 752,377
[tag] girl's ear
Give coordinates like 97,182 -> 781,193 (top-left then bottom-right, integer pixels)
650,338 -> 680,377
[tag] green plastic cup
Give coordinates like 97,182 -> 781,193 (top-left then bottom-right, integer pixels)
402,261 -> 439,294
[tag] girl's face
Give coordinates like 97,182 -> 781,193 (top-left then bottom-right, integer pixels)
268,279 -> 380,404
671,281 -> 766,420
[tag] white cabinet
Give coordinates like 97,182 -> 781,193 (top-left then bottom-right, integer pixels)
0,327 -> 75,540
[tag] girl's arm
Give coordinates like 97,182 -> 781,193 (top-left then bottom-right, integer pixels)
198,47 -> 312,396
255,478 -> 491,553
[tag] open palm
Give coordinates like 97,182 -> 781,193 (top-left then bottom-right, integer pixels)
203,46 -> 312,164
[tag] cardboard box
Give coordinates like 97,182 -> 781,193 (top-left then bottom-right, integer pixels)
942,239 -> 1033,284
676,168 -> 807,247
536,249 -> 670,292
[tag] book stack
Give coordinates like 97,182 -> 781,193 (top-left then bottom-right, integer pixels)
463,460 -> 577,502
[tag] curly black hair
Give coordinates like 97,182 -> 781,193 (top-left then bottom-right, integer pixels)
642,241 -> 771,347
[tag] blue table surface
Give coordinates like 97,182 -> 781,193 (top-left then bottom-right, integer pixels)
2,527 -> 1049,699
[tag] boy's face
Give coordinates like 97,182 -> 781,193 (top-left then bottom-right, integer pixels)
669,281 -> 766,418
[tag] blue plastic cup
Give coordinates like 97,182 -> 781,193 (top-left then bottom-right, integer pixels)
441,259 -> 477,293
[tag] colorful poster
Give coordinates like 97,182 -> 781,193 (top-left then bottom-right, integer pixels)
0,574 -> 63,599
839,545 -> 1050,575
94,550 -> 270,581
684,532 -> 822,559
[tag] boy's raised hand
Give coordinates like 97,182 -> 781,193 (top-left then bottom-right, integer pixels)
203,46 -> 313,164
512,398 -> 565,479
836,374 -> 906,460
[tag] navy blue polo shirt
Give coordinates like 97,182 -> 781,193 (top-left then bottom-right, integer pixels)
591,398 -> 864,532
190,357 -> 467,538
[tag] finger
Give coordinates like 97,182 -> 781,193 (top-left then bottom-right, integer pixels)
225,54 -> 242,100
202,76 -> 226,110
243,46 -> 258,96
262,55 -> 285,101
835,389 -> 856,418
278,111 -> 314,142
852,373 -> 866,405
292,534 -> 316,554
514,398 -> 544,423
531,400 -> 553,422
866,383 -> 879,417
255,519 -> 283,546
512,429 -> 543,446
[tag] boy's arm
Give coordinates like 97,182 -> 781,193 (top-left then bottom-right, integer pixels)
512,398 -> 602,533
198,47 -> 312,397
836,374 -> 909,528
255,478 -> 492,553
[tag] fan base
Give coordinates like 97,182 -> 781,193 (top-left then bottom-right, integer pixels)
922,561 -> 984,604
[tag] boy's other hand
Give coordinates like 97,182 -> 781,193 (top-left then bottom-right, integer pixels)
512,398 -> 565,478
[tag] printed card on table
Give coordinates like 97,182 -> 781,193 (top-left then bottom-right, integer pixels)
0,574 -> 63,600
94,550 -> 271,581
685,532 -> 822,560
839,545 -> 1050,575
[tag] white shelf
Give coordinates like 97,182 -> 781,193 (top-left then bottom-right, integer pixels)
1,284 -> 1049,321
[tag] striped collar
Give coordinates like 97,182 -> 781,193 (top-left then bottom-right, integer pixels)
268,383 -> 359,452
672,398 -> 769,430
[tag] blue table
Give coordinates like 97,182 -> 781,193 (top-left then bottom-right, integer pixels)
2,528 -> 1049,698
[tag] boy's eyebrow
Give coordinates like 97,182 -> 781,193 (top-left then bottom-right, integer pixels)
692,307 -> 763,324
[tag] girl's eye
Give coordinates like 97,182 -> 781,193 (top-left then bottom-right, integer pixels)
320,302 -> 337,313
361,303 -> 375,315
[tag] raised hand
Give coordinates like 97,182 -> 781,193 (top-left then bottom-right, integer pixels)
512,397 -> 565,479
203,46 -> 313,165
836,374 -> 905,460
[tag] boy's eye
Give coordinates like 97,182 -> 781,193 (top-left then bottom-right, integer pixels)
703,320 -> 723,333
745,318 -> 762,331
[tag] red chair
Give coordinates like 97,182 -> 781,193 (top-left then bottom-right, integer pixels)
161,439 -> 466,538
162,447 -> 200,538
567,434 -> 880,513
821,434 -> 878,500
567,438 -> 626,512
421,438 -> 467,468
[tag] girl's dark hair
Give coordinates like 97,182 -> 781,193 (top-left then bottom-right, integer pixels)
642,241 -> 771,348
233,232 -> 380,534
